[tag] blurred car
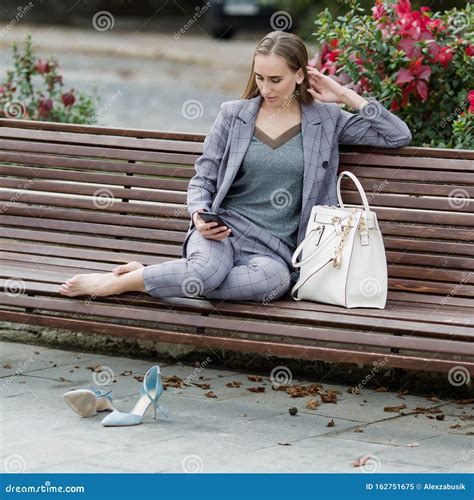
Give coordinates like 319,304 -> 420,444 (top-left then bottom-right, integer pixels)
205,0 -> 293,39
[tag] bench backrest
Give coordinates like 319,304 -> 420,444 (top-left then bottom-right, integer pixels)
0,119 -> 472,306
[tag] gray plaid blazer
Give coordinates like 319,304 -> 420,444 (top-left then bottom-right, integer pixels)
184,94 -> 412,257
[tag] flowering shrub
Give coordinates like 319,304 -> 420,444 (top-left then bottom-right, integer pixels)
0,34 -> 97,124
310,0 -> 473,149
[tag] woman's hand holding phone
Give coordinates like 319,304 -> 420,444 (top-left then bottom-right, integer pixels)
192,209 -> 233,241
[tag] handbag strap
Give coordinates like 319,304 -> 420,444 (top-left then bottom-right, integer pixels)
291,226 -> 324,268
290,209 -> 361,300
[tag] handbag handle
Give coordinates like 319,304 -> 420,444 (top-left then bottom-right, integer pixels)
291,226 -> 326,268
337,171 -> 371,213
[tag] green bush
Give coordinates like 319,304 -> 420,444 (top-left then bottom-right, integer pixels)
309,0 -> 473,149
0,34 -> 98,124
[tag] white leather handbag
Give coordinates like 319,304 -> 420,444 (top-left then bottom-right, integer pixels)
290,171 -> 388,309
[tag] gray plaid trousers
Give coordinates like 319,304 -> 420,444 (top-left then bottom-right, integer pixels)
143,208 -> 294,303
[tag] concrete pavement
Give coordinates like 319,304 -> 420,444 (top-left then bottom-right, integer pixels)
1,341 -> 472,473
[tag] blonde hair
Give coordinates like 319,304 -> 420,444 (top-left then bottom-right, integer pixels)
240,30 -> 313,104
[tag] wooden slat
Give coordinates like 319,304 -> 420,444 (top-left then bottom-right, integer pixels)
0,127 -> 206,153
2,310 -> 470,374
0,165 -> 190,191
0,120 -> 207,143
0,239 -> 171,266
0,150 -> 197,172
380,224 -> 473,242
1,215 -> 184,242
0,178 -> 187,204
347,166 -> 474,183
340,153 -> 474,171
389,278 -> 474,297
1,274 -> 470,327
383,237 -> 473,257
1,257 -> 473,336
1,293 -> 472,355
0,205 -> 190,231
0,228 -> 182,257
0,191 -> 184,218
0,139 -> 198,162
341,178 -> 474,197
342,192 -> 473,211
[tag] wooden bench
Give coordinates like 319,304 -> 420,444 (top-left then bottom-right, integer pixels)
0,118 -> 472,376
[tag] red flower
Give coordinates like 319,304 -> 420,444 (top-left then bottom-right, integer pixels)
35,59 -> 51,74
468,91 -> 474,113
61,91 -> 75,107
466,45 -> 474,57
372,0 -> 385,20
38,97 -> 53,118
435,47 -> 454,68
395,57 -> 431,102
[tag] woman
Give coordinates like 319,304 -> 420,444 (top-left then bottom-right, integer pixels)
59,30 -> 411,303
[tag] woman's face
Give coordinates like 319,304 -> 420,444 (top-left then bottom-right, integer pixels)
254,53 -> 303,108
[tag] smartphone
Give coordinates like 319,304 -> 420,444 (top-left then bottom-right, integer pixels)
198,212 -> 233,237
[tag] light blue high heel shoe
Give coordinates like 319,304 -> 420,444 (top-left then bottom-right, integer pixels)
63,386 -> 114,418
101,366 -> 167,427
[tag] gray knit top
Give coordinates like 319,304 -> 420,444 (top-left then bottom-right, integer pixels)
220,123 -> 304,250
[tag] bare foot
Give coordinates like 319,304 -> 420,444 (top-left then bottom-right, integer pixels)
58,272 -> 121,298
112,261 -> 144,276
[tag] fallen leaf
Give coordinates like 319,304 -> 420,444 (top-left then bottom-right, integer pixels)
192,382 -> 211,390
426,396 -> 440,402
455,398 -> 474,405
375,387 -> 388,392
327,419 -> 335,427
205,391 -> 217,399
353,455 -> 371,467
305,399 -> 319,410
414,406 -> 443,415
247,386 -> 265,393
278,443 -> 292,446
460,415 -> 474,421
449,423 -> 462,429
275,383 -> 323,398
134,375 -> 144,382
226,381 -> 242,388
247,375 -> 263,382
86,365 -> 103,373
163,375 -> 184,388
354,428 -> 364,433
405,442 -> 419,447
59,377 -> 70,383
120,370 -> 132,376
348,387 -> 360,395
320,390 -> 338,404
3,363 -> 12,369
397,389 -> 409,396
384,403 -> 406,413
466,432 -> 474,435
74,365 -> 80,369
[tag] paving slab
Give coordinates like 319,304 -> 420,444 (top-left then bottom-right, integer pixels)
0,341 -> 471,473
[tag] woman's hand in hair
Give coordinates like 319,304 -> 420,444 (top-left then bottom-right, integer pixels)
306,66 -> 349,104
